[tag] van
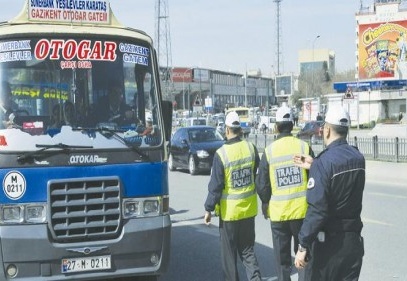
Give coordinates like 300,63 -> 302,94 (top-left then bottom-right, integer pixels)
184,117 -> 207,126
258,115 -> 276,133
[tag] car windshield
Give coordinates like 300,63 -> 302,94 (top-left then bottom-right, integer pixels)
303,122 -> 314,130
188,128 -> 223,143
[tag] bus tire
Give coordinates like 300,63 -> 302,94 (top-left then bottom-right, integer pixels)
189,155 -> 197,175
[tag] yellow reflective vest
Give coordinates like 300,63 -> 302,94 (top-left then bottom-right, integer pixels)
265,136 -> 309,222
217,140 -> 258,221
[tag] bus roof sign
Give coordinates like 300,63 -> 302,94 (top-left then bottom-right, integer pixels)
26,0 -> 111,25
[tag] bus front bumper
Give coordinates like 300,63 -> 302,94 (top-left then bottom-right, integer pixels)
0,215 -> 171,280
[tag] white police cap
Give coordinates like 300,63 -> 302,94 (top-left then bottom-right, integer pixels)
225,111 -> 241,128
275,106 -> 292,122
325,106 -> 349,127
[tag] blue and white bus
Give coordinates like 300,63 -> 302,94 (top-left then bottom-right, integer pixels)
225,106 -> 251,137
0,1 -> 172,280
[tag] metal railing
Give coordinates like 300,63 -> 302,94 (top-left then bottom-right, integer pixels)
249,133 -> 407,163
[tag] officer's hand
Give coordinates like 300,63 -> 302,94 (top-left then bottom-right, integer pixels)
261,203 -> 269,219
294,250 -> 308,269
204,211 -> 211,226
293,154 -> 313,170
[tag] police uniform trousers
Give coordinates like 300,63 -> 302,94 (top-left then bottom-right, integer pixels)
270,219 -> 305,281
219,216 -> 261,281
306,232 -> 364,281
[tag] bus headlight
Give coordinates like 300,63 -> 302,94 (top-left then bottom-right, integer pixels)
26,205 -> 47,223
144,200 -> 159,215
123,196 -> 168,219
2,206 -> 22,223
0,204 -> 47,224
123,200 -> 141,217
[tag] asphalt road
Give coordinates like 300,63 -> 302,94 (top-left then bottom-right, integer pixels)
160,160 -> 407,281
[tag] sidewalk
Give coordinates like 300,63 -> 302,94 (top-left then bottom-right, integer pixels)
365,160 -> 407,185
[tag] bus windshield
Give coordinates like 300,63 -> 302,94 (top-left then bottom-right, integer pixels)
0,35 -> 161,150
226,107 -> 250,119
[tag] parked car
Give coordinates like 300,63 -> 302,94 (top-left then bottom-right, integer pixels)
296,121 -> 324,144
168,126 -> 225,175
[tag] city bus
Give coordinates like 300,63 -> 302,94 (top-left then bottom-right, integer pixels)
225,106 -> 251,137
0,1 -> 172,280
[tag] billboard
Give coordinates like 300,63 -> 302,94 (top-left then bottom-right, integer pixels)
275,75 -> 292,96
358,20 -> 407,79
193,68 -> 210,82
171,68 -> 193,83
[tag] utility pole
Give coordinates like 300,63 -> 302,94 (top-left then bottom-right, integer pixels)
155,0 -> 173,101
311,35 -> 320,97
273,0 -> 283,76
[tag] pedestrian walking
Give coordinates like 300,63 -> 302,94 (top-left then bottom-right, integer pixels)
204,111 -> 262,281
294,105 -> 365,281
256,105 -> 314,281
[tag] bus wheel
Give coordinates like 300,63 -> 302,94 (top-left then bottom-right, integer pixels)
189,155 -> 197,175
168,154 -> 175,171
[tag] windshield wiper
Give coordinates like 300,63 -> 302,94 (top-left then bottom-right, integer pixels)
73,127 -> 149,160
17,143 -> 93,163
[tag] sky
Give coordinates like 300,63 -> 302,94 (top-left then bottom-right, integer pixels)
0,0 -> 363,76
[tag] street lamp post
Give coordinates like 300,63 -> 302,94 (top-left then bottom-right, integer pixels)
311,35 -> 320,98
182,67 -> 194,111
244,73 -> 247,107
368,89 -> 371,128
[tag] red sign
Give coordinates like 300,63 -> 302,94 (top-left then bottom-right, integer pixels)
172,68 -> 193,83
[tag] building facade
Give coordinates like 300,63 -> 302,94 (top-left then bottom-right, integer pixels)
170,67 -> 274,114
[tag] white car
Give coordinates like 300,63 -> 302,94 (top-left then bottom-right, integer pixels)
216,121 -> 225,137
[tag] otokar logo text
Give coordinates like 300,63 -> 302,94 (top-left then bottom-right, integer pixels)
69,155 -> 107,164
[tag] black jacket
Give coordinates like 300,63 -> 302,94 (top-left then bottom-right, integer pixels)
299,138 -> 365,248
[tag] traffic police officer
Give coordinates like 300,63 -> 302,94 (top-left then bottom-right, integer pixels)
256,105 -> 313,281
294,106 -> 365,281
204,111 -> 262,281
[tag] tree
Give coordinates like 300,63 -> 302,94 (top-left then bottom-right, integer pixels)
294,68 -> 357,109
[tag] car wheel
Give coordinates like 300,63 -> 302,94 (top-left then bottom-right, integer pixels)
189,155 -> 197,175
168,153 -> 175,171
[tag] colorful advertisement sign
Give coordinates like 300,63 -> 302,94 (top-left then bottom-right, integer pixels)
358,20 -> 407,79
28,0 -> 110,24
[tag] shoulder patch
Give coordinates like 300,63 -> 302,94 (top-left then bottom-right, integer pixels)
307,178 -> 315,189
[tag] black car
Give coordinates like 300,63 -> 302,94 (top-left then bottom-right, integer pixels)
297,121 -> 324,144
168,126 -> 225,175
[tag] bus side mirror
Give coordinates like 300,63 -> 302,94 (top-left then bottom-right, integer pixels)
162,100 -> 173,141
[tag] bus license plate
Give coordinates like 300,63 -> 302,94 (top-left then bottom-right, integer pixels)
61,255 -> 111,273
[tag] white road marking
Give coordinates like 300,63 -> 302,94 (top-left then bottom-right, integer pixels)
362,217 -> 393,226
